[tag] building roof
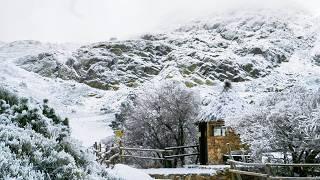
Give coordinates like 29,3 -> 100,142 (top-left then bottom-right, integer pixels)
197,89 -> 248,123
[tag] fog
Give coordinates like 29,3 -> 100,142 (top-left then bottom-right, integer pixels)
0,0 -> 319,43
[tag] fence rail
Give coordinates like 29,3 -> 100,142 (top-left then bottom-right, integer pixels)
164,145 -> 199,150
228,159 -> 320,180
164,153 -> 200,158
93,142 -> 199,167
120,147 -> 171,152
121,155 -> 165,160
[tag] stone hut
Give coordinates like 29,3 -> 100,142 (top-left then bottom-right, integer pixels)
197,88 -> 247,165
197,118 -> 241,165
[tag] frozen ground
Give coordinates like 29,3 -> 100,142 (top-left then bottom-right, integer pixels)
0,41 -> 127,146
110,164 -> 153,180
141,165 -> 229,175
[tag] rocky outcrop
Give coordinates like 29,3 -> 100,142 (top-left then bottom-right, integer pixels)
71,40 -> 172,89
14,11 -> 316,90
16,52 -> 79,80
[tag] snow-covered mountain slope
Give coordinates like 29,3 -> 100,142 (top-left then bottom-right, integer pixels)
14,11 -> 317,89
1,10 -> 320,146
0,40 -> 129,146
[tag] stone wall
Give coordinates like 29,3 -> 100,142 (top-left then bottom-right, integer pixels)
150,173 -> 231,180
206,122 -> 241,164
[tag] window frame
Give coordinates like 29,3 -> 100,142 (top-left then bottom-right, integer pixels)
211,125 -> 227,137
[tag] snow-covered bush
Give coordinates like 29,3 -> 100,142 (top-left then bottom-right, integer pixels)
0,87 -> 19,106
236,86 -> 320,165
0,88 -> 117,180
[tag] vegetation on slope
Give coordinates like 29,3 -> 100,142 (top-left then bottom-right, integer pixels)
0,88 -> 116,180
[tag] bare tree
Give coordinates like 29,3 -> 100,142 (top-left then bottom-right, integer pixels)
123,80 -> 200,166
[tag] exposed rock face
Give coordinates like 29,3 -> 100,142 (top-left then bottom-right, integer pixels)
72,40 -> 172,90
16,52 -> 79,80
14,11 -> 317,90
313,55 -> 320,66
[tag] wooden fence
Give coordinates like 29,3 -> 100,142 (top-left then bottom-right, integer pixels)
225,143 -> 320,180
93,142 -> 120,166
228,159 -> 320,180
93,142 -> 199,167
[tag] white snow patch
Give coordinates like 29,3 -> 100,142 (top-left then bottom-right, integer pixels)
141,165 -> 228,175
110,164 -> 153,180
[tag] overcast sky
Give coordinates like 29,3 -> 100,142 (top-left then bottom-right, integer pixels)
0,0 -> 320,43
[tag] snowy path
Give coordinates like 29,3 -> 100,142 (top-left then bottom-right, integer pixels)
68,114 -> 113,146
66,96 -> 117,146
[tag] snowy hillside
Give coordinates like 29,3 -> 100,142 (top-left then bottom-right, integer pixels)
0,88 -> 118,179
0,41 -> 126,146
1,10 -> 320,146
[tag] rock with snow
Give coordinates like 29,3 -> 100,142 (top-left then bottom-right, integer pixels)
12,10 -> 316,91
16,52 -> 79,80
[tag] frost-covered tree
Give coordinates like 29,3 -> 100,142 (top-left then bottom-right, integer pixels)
111,93 -> 136,131
121,80 -> 200,166
0,88 -> 117,180
236,86 -> 320,166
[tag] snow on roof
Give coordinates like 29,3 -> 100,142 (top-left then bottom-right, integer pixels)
197,89 -> 248,123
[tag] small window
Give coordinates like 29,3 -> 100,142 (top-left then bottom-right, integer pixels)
212,126 -> 226,136
213,127 -> 221,136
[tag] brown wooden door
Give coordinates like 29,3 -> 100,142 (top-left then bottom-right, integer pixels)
199,122 -> 208,165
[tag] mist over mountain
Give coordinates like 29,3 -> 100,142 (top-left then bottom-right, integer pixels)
1,0 -> 320,42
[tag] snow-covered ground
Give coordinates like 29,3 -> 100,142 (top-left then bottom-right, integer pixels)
141,165 -> 228,175
0,41 -> 127,146
110,164 -> 153,180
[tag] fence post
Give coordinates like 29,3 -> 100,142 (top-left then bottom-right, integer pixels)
119,140 -> 123,163
227,143 -> 234,160
196,145 -> 200,164
228,144 -> 242,180
163,149 -> 173,168
163,150 -> 167,168
241,148 -> 245,162
229,161 -> 236,180
265,164 -> 271,180
94,142 -> 98,157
